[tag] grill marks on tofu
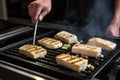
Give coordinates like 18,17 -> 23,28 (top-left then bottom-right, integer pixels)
74,44 -> 100,52
54,31 -> 78,44
88,38 -> 117,51
71,44 -> 102,58
31,48 -> 45,54
40,38 -> 60,45
56,53 -> 88,72
57,54 -> 83,64
20,45 -> 43,53
19,44 -> 47,59
38,37 -> 63,49
67,58 -> 83,64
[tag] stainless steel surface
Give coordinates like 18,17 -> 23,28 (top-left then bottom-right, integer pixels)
0,60 -> 58,80
0,26 -> 33,41
0,0 -> 7,20
0,61 -> 46,80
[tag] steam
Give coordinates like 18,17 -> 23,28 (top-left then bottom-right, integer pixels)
54,0 -> 114,42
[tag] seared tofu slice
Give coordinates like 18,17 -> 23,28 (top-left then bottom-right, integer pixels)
56,53 -> 88,72
38,37 -> 63,49
71,44 -> 102,58
87,38 -> 116,51
19,44 -> 47,59
54,31 -> 78,44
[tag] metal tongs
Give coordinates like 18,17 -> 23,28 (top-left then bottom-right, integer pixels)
33,15 -> 40,45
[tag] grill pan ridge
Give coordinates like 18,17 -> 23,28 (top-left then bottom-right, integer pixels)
0,31 -> 120,80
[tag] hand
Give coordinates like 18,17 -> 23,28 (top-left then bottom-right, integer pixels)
28,0 -> 51,23
105,22 -> 120,37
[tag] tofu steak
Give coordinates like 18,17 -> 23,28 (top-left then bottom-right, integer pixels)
71,44 -> 102,58
56,53 -> 88,72
54,31 -> 78,44
87,37 -> 116,51
38,37 -> 63,49
19,44 -> 47,59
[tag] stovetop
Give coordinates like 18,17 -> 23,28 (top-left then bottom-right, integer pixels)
0,19 -> 120,80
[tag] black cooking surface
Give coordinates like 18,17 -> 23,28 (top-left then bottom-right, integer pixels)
0,20 -> 19,30
0,31 -> 120,80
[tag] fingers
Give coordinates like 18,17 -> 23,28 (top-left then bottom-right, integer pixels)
111,27 -> 120,37
105,25 -> 120,38
28,2 -> 42,23
28,0 -> 51,23
28,2 -> 35,17
105,29 -> 113,37
39,9 -> 49,21
32,4 -> 43,23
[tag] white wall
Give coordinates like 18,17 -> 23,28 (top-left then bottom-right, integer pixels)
0,0 -> 8,20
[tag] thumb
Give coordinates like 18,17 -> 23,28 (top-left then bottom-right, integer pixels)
39,10 -> 49,21
39,15 -> 43,21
